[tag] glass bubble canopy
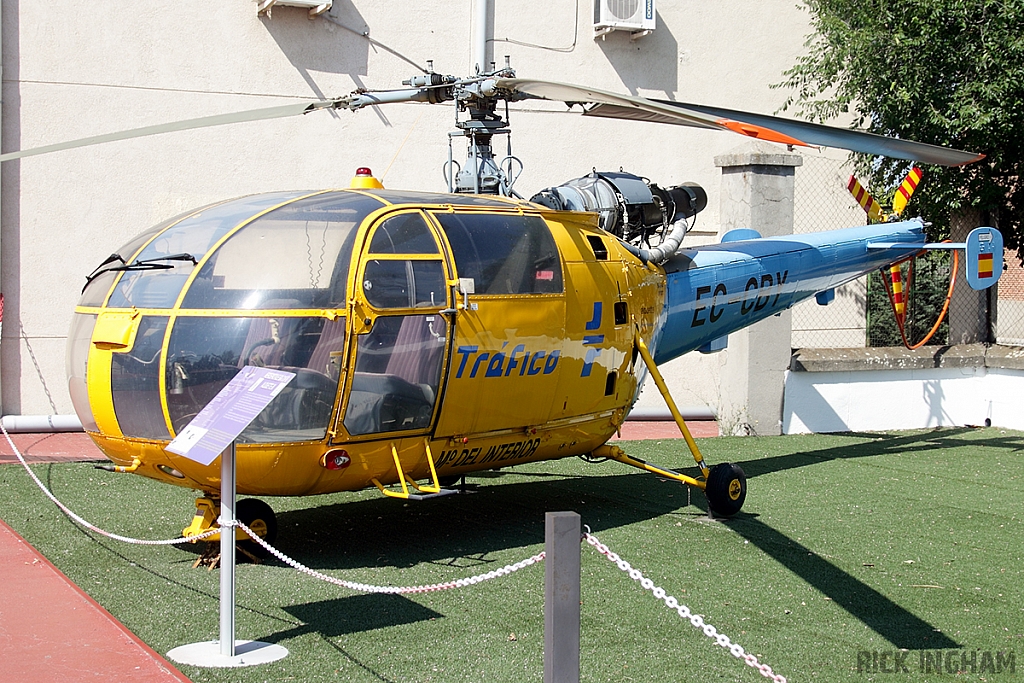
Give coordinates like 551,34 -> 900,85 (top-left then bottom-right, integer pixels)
68,189 -> 535,447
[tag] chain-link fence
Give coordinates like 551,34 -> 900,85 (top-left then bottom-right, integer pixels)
792,154 -> 1016,349
792,154 -> 872,348
865,251 -> 953,348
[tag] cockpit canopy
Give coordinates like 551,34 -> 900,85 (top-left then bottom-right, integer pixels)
68,189 -> 563,446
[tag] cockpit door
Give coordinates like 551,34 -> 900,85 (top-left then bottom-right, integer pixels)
337,210 -> 451,440
429,211 -> 567,437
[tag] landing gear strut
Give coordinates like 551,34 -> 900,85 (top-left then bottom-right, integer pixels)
589,331 -> 749,517
182,496 -> 278,566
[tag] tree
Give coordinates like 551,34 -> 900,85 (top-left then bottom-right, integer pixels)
866,253 -> 952,346
780,0 -> 1024,255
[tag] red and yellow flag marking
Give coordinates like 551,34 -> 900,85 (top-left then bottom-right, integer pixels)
977,252 -> 994,279
889,264 -> 905,322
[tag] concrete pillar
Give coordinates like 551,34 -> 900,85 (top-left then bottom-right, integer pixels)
714,142 -> 801,436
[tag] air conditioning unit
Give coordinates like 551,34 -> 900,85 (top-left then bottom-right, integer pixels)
594,0 -> 655,39
257,0 -> 332,18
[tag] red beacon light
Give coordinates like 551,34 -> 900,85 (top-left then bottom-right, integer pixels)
321,449 -> 351,470
349,167 -> 384,190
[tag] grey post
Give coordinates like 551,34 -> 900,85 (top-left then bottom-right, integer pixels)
544,511 -> 581,683
715,142 -> 802,436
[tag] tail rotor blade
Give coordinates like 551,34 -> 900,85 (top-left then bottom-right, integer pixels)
891,167 -> 924,216
847,175 -> 885,222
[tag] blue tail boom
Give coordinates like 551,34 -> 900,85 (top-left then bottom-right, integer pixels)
652,219 -> 928,364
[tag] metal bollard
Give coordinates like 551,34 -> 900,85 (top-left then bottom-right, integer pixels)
544,511 -> 580,683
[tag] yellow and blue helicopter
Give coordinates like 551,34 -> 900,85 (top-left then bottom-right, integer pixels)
5,67 -> 997,547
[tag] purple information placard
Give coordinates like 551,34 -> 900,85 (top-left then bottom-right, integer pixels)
165,366 -> 296,466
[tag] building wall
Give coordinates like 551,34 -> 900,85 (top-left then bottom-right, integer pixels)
784,367 -> 1024,433
1,0 -> 816,416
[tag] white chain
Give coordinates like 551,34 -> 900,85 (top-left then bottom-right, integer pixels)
5,422 -> 786,681
1,422 -> 219,545
584,531 -> 787,683
232,519 -> 544,593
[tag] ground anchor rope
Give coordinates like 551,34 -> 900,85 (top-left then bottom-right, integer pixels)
2,422 -> 218,545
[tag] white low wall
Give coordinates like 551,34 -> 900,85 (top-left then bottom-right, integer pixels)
783,366 -> 1024,433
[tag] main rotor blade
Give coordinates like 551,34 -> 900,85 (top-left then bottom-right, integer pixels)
497,77 -> 722,130
497,77 -> 983,167
0,100 -> 338,163
651,100 -> 984,167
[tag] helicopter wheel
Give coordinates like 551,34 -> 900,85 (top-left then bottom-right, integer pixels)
704,463 -> 746,517
235,498 -> 278,560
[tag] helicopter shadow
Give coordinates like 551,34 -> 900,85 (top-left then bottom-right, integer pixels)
262,463 -> 956,649
248,470 -> 684,647
717,506 -> 959,650
268,470 -> 685,573
730,427 -> 1024,480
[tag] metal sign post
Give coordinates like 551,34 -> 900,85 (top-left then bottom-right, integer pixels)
219,440 -> 237,659
166,367 -> 294,668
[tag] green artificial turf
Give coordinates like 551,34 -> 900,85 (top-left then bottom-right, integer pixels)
1,428 -> 1022,682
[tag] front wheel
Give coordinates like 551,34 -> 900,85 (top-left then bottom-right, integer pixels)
235,498 -> 278,558
704,463 -> 746,517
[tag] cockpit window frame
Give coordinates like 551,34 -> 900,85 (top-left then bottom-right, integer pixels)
353,209 -> 452,314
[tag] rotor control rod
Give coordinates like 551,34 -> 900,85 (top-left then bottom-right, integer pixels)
340,83 -> 455,111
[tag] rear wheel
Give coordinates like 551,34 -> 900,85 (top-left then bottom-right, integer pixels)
704,463 -> 746,517
235,498 -> 277,559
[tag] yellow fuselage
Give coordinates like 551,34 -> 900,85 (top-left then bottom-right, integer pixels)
71,189 -> 664,496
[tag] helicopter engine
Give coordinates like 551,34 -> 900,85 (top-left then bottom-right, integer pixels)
530,171 -> 707,246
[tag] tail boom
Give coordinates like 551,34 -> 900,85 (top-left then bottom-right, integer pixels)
652,219 -> 927,364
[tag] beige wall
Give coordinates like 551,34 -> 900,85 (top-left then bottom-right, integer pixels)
1,0 -> 816,415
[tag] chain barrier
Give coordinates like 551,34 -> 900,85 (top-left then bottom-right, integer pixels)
232,519 -> 545,593
5,421 -> 785,680
1,422 -> 219,545
584,530 -> 787,683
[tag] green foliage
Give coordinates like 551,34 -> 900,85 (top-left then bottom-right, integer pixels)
780,0 -> 1024,253
867,252 -> 952,346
